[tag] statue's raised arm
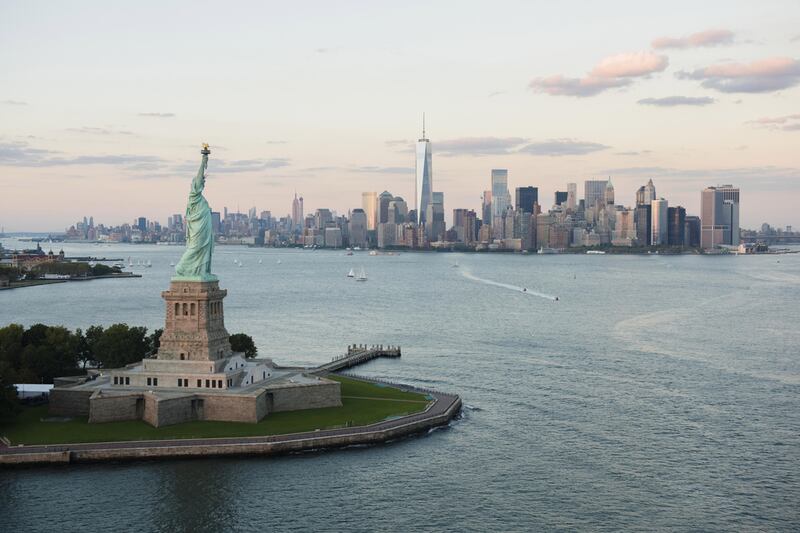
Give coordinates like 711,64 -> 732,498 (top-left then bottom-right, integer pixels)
174,144 -> 217,281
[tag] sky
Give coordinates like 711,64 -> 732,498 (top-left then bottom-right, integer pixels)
1,0 -> 799,232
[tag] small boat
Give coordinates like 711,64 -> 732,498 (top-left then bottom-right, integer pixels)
258,258 -> 263,264
586,250 -> 606,255
369,250 -> 378,256
346,251 -> 353,256
145,260 -> 152,267
452,261 -> 459,268
347,268 -> 355,278
277,259 -> 282,264
127,257 -> 133,267
355,266 -> 367,281
169,261 -> 175,267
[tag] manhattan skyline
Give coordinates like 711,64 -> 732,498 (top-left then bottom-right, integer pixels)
2,1 -> 800,231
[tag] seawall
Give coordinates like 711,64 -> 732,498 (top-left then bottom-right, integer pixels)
0,387 -> 461,466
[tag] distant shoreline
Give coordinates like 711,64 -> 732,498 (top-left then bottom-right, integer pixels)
0,273 -> 142,291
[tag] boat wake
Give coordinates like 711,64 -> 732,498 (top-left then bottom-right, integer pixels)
460,270 -> 557,301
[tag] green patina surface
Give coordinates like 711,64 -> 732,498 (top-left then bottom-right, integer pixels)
0,376 -> 429,446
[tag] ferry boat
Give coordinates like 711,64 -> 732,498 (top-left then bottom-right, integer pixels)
538,247 -> 558,254
586,250 -> 606,255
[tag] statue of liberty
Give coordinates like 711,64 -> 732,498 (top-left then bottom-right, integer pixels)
174,144 -> 216,281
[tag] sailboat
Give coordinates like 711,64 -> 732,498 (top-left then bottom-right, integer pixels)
258,258 -> 263,264
347,268 -> 355,278
355,266 -> 367,282
145,260 -> 152,268
127,257 -> 133,268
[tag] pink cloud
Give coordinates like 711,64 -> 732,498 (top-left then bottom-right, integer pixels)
678,57 -> 800,93
531,51 -> 668,97
747,113 -> 800,131
590,52 -> 669,78
652,29 -> 735,49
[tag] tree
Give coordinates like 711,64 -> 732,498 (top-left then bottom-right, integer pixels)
0,377 -> 19,422
229,333 -> 257,358
93,324 -> 149,369
147,328 -> 163,357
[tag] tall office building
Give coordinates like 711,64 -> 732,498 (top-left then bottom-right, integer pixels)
604,179 -> 615,206
636,204 -> 651,246
491,169 -> 510,219
378,191 -> 394,224
717,184 -> 740,245
482,190 -> 492,223
211,211 -> 221,236
137,217 -> 147,233
515,186 -> 538,213
636,179 -> 657,206
667,206 -> 686,246
291,193 -> 303,228
415,117 -> 433,225
362,192 -> 378,231
584,180 -> 607,209
684,216 -> 701,247
554,191 -> 568,206
387,197 -> 408,224
349,209 -> 368,248
566,183 -> 577,211
701,186 -> 739,248
651,198 -> 668,245
426,192 -> 445,241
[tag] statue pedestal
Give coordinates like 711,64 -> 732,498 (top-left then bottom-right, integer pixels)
155,279 -> 232,363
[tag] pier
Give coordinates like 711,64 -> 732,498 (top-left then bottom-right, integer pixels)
313,344 -> 401,374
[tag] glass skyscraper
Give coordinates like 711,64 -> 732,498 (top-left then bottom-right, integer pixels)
415,120 -> 433,225
491,169 -> 510,218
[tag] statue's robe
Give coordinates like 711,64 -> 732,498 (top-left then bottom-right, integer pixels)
175,155 -> 214,279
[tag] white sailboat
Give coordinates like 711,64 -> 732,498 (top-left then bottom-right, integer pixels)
355,266 -> 367,282
258,258 -> 263,264
145,259 -> 152,268
347,268 -> 355,278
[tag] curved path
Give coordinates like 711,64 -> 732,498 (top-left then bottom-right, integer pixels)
0,382 -> 461,465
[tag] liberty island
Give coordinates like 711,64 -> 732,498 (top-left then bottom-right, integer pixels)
1,146 -> 461,463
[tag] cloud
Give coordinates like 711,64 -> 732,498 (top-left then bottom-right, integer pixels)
2,99 -> 27,106
616,150 -> 652,156
66,126 -> 134,135
637,96 -> 715,106
436,137 -> 528,156
518,139 -> 610,156
138,112 -> 175,118
747,113 -> 800,131
531,51 -> 668,97
488,91 -> 505,98
652,29 -> 735,49
0,141 -> 163,168
677,57 -> 800,93
385,139 -> 411,147
351,166 -> 413,174
599,165 -> 800,190
265,140 -> 288,145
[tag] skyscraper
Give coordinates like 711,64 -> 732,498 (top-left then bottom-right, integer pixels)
362,192 -> 377,231
291,193 -> 303,228
584,180 -> 607,209
554,191 -> 567,206
491,169 -> 510,218
604,179 -> 614,206
415,116 -> 433,225
701,185 -> 740,248
426,192 -> 445,241
378,191 -> 394,224
349,209 -> 368,247
566,183 -> 577,211
651,198 -> 668,245
482,190 -> 492,223
668,206 -> 686,246
515,186 -> 538,213
635,204 -> 651,246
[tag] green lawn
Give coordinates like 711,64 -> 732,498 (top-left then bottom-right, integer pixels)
0,375 -> 430,446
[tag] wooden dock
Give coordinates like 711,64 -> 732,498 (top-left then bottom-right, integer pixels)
313,344 -> 401,374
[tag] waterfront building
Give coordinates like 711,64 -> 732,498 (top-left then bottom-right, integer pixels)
211,211 -> 221,236
612,207 -> 636,246
362,192 -> 378,231
700,186 -> 739,248
651,198 -> 668,245
324,227 -> 343,248
415,119 -> 433,225
684,216 -> 701,247
668,206 -> 686,246
515,186 -> 538,213
584,180 -> 607,209
636,204 -> 651,246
